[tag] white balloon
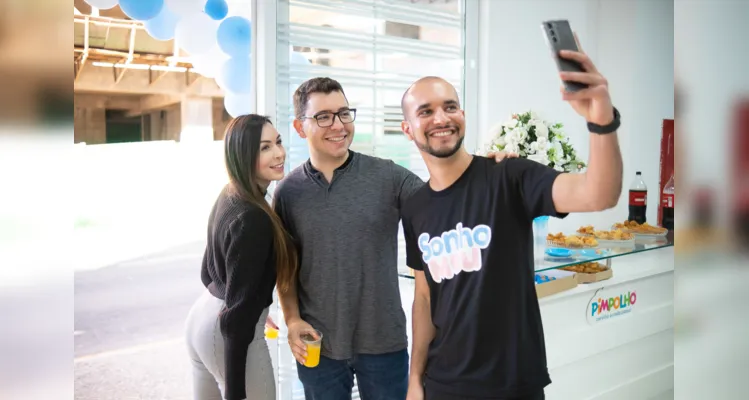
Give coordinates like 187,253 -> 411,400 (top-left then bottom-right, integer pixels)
84,0 -> 119,9
165,0 -> 207,16
191,45 -> 229,78
224,92 -> 254,118
213,58 -> 232,92
214,67 -> 228,91
175,12 -> 219,56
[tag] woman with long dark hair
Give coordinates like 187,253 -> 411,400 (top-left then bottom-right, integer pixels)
185,114 -> 298,400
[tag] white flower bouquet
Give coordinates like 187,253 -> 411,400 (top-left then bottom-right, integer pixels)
483,111 -> 586,172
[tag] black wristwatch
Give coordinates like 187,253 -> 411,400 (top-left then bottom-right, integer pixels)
587,107 -> 620,134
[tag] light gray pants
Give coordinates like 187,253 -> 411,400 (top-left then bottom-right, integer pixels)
185,290 -> 275,400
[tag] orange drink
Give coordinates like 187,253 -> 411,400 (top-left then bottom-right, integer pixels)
301,330 -> 323,368
264,327 -> 278,339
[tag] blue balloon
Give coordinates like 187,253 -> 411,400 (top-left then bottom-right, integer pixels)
119,0 -> 164,21
144,6 -> 180,40
220,56 -> 252,94
204,0 -> 228,20
217,16 -> 252,57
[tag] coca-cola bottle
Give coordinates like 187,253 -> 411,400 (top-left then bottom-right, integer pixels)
661,174 -> 674,230
628,171 -> 648,224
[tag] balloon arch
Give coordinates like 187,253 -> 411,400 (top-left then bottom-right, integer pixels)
84,0 -> 310,117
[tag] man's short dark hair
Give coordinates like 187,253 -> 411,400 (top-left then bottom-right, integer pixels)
293,77 -> 347,119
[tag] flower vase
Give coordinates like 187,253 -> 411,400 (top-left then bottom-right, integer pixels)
532,216 -> 549,264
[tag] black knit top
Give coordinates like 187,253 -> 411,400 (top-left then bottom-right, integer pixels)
200,186 -> 277,400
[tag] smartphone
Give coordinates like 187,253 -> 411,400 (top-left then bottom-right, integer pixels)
541,19 -> 588,92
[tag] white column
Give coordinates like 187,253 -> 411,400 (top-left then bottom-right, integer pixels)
463,0 -> 480,153
252,2 -> 286,398
253,0 -> 278,121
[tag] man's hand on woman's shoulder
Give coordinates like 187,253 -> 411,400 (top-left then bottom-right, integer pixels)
485,151 -> 519,163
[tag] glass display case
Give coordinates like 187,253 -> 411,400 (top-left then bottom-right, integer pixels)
397,231 -> 674,278
534,231 -> 673,272
273,233 -> 673,399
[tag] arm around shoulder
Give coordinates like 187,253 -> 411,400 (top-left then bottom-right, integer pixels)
392,161 -> 425,210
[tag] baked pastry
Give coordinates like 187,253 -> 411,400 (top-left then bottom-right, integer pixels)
613,220 -> 667,234
592,229 -> 634,240
547,232 -> 598,248
561,262 -> 608,274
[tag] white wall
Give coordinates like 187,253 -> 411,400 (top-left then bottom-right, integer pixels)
477,0 -> 674,234
73,141 -> 228,269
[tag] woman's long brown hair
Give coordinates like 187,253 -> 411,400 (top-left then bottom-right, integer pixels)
223,114 -> 298,293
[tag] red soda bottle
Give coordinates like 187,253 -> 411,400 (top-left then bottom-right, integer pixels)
661,174 -> 674,230
628,171 -> 648,224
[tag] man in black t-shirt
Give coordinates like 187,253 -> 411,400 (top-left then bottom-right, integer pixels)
399,45 -> 623,399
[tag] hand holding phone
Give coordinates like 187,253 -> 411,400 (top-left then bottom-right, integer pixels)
540,20 -> 615,126
541,19 -> 587,92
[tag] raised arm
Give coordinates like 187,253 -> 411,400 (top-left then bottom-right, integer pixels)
551,37 -> 623,213
551,129 -> 622,213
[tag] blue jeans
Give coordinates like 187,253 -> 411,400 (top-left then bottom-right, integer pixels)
296,349 -> 408,400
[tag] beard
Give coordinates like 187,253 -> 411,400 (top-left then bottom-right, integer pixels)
415,134 -> 464,158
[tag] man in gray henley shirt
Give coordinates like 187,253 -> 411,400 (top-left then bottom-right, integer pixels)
274,77 -> 422,399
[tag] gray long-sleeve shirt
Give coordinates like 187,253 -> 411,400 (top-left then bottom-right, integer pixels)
273,151 -> 424,359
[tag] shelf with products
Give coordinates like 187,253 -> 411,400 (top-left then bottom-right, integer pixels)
534,230 -> 673,272
397,231 -> 674,280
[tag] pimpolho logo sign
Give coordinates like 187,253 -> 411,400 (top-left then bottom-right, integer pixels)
587,288 -> 637,324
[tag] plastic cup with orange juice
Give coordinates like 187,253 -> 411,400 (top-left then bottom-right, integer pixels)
301,329 -> 323,368
264,326 -> 278,339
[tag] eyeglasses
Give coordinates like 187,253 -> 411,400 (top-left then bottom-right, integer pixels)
302,108 -> 357,127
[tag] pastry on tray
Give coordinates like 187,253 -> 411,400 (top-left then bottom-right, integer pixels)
612,220 -> 668,235
577,225 -> 595,235
578,225 -> 635,240
546,232 -> 598,248
592,229 -> 634,241
561,262 -> 608,274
